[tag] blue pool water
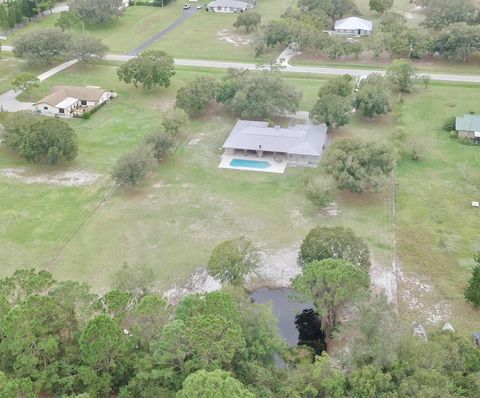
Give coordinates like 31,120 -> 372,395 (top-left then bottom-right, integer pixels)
230,159 -> 271,169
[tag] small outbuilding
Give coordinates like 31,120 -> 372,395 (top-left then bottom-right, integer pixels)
333,16 -> 373,36
206,0 -> 248,13
455,114 -> 480,143
34,86 -> 116,118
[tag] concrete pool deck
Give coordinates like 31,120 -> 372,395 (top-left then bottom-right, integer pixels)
218,154 -> 287,174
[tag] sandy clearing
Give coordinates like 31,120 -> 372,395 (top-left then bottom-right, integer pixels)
2,168 -> 101,187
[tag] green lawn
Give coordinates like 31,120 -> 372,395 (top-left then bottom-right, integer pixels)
5,5 -> 182,54
1,61 -> 479,333
150,0 -> 294,61
0,53 -> 55,94
0,62 -> 392,297
395,84 -> 480,333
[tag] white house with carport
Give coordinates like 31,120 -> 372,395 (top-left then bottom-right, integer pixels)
333,16 -> 372,36
34,86 -> 116,118
219,120 -> 328,173
206,0 -> 248,13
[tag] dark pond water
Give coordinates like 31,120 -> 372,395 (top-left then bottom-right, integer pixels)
250,287 -> 326,356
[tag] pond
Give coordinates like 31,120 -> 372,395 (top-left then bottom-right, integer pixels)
250,287 -> 327,364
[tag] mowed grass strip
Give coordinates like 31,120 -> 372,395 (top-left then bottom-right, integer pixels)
5,5 -> 182,54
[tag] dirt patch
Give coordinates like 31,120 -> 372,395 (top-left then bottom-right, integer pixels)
217,29 -> 252,47
404,5 -> 423,20
370,258 -> 397,304
398,268 -> 452,324
2,168 -> 101,187
163,268 -> 222,304
245,245 -> 302,290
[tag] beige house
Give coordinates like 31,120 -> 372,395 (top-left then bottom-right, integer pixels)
222,120 -> 328,168
34,86 -> 116,118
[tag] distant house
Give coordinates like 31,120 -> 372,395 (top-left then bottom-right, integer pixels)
333,17 -> 373,36
34,86 -> 116,118
221,120 -> 328,169
206,0 -> 248,13
456,114 -> 480,143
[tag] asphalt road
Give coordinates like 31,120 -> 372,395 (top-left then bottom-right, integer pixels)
103,54 -> 480,83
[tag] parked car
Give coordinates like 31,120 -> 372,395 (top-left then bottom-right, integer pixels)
196,4 -> 203,8
183,3 -> 191,9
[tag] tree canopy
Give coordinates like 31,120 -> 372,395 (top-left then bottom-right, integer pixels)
70,0 -> 124,25
13,29 -> 71,64
323,138 -> 395,192
465,252 -> 480,307
299,226 -> 371,268
11,72 -> 39,93
353,74 -> 391,118
292,259 -> 370,336
117,50 -> 175,90
216,69 -> 302,119
3,112 -> 78,165
175,76 -> 218,117
207,237 -> 260,285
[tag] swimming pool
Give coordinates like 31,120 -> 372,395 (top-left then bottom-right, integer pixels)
230,159 -> 271,169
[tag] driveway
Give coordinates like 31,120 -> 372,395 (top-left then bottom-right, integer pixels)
0,59 -> 78,112
127,7 -> 199,56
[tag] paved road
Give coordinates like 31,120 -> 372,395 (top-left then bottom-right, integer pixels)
1,46 -> 480,112
127,7 -> 198,56
104,53 -> 480,83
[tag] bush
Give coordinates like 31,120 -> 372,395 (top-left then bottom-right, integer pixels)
305,177 -> 336,209
449,130 -> 458,139
207,237 -> 259,285
162,108 -> 188,136
144,132 -> 174,161
443,116 -> 456,132
465,253 -> 480,307
112,145 -> 156,186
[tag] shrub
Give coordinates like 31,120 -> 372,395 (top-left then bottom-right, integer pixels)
443,116 -> 456,132
465,253 -> 480,307
305,177 -> 336,209
144,132 -> 174,161
112,145 -> 155,186
162,108 -> 188,136
449,130 -> 458,139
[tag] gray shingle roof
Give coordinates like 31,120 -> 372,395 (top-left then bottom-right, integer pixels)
455,114 -> 480,132
207,0 -> 248,8
334,17 -> 373,31
223,120 -> 328,156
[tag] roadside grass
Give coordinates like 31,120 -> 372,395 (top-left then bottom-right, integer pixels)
4,5 -> 182,54
0,53 -> 55,94
395,84 -> 480,333
0,62 -> 392,298
149,0 -> 294,61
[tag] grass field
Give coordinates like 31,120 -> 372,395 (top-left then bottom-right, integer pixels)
149,0 -> 294,61
0,62 -> 392,297
395,84 -> 480,333
1,59 -> 479,333
5,5 -> 182,54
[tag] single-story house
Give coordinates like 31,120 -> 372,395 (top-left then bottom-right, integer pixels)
222,120 -> 328,167
206,0 -> 248,13
34,86 -> 117,118
456,114 -> 480,143
333,17 -> 373,36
